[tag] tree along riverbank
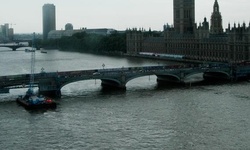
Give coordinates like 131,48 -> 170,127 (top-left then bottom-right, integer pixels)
39,31 -> 206,64
41,32 -> 126,54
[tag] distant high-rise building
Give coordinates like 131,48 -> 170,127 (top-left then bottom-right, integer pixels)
43,4 -> 56,40
3,23 -> 9,38
174,0 -> 195,34
0,24 -> 11,42
8,28 -> 14,41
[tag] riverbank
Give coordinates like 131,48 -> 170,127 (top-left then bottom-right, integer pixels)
124,53 -> 206,64
55,47 -> 214,64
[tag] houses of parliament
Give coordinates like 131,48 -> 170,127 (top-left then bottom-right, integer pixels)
126,0 -> 250,62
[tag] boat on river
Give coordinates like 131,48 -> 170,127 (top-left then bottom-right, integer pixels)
25,49 -> 35,52
16,89 -> 56,110
41,49 -> 47,53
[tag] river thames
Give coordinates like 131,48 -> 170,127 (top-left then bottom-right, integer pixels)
0,49 -> 250,149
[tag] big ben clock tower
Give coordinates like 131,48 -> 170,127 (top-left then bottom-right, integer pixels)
174,0 -> 195,34
210,0 -> 223,34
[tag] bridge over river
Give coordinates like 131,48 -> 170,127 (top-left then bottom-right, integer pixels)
0,44 -> 28,51
1,63 -> 250,97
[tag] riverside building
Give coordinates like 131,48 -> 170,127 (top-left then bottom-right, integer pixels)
126,0 -> 250,63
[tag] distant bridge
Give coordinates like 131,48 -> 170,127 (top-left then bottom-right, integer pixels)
0,63 -> 250,97
0,44 -> 28,51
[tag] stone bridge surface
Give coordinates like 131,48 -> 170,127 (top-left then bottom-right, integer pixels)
1,63 -> 249,97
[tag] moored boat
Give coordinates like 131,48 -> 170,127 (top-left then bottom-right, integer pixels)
41,49 -> 47,53
25,49 -> 35,52
16,89 -> 56,110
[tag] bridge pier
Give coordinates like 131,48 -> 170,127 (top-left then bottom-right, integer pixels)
156,75 -> 182,83
38,80 -> 61,98
39,89 -> 61,98
101,79 -> 126,90
156,78 -> 185,86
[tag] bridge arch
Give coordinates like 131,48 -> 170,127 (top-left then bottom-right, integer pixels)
40,78 -> 102,96
59,78 -> 97,89
125,74 -> 154,84
101,78 -> 123,88
0,46 -> 12,51
57,77 -> 125,90
59,79 -> 104,94
183,70 -> 205,79
0,45 -> 27,51
203,71 -> 231,80
16,46 -> 32,50
59,74 -> 156,90
156,74 -> 182,83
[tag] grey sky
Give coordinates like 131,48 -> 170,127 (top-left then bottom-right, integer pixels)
0,0 -> 249,33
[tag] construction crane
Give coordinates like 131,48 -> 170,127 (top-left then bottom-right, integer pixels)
16,32 -> 57,109
10,23 -> 16,28
29,33 -> 36,91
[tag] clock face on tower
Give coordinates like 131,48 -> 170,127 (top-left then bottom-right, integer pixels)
215,7 -> 218,12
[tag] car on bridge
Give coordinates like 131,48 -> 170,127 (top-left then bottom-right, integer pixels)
93,72 -> 101,76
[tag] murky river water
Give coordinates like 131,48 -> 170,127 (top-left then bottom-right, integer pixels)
0,49 -> 250,149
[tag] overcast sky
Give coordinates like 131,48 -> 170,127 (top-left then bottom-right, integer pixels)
0,0 -> 249,33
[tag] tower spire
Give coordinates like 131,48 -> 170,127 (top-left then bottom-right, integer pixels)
214,0 -> 219,12
210,0 -> 223,34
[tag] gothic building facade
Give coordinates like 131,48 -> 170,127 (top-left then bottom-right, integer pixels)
126,0 -> 250,63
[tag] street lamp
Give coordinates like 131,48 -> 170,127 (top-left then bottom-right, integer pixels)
102,63 -> 105,69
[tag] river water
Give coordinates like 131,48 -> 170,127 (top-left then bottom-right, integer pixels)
0,49 -> 250,150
